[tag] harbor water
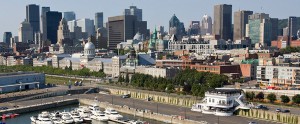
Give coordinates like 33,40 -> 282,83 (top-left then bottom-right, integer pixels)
2,104 -> 165,124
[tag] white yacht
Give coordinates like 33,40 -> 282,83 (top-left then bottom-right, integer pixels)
61,112 -> 74,124
191,88 -> 250,116
77,106 -> 92,123
104,108 -> 123,120
70,110 -> 83,123
91,111 -> 109,122
30,111 -> 53,124
89,103 -> 101,112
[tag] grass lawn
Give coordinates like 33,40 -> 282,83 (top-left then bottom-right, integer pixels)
46,76 -> 82,85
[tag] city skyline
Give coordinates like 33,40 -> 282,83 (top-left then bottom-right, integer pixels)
1,0 -> 300,40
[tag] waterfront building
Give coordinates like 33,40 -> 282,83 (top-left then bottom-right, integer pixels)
0,72 -> 45,93
26,4 -> 40,33
63,11 -> 76,21
213,4 -> 232,40
46,11 -> 62,44
191,88 -> 250,116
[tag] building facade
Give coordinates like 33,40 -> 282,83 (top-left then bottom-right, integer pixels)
233,10 -> 253,41
3,32 -> 12,44
77,18 -> 94,36
46,11 -> 62,44
213,4 -> 232,40
95,12 -> 104,30
124,6 -> 142,21
18,20 -> 33,43
63,11 -> 76,21
201,14 -> 213,35
26,4 -> 40,33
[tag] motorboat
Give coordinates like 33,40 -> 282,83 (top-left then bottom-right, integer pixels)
70,110 -> 83,123
61,112 -> 74,124
104,108 -> 123,120
77,106 -> 92,123
128,120 -> 145,124
31,111 -> 53,124
91,111 -> 109,122
89,103 -> 101,112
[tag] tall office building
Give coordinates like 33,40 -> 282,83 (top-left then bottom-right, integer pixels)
213,4 -> 232,40
67,20 -> 77,32
169,14 -> 185,40
18,20 -> 34,43
3,32 -> 12,44
246,13 -> 272,46
270,18 -> 278,41
57,19 -> 72,46
41,7 -> 50,40
233,10 -> 253,41
46,11 -> 62,44
63,11 -> 76,21
187,21 -> 200,36
288,17 -> 298,37
108,15 -> 147,49
124,6 -> 142,21
95,12 -> 104,30
201,14 -> 212,35
26,4 -> 40,33
77,18 -> 95,36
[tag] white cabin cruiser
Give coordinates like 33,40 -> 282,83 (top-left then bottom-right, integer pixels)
77,106 -> 92,123
61,112 -> 74,124
30,111 -> 53,124
104,108 -> 123,120
191,88 -> 250,116
91,111 -> 109,122
70,110 -> 83,123
89,103 -> 101,112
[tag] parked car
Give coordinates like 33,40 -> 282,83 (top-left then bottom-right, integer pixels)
0,107 -> 8,110
282,110 -> 290,113
275,108 -> 281,112
122,94 -> 131,98
248,121 -> 257,124
255,105 -> 268,110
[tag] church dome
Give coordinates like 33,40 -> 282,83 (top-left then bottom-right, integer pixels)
84,41 -> 95,50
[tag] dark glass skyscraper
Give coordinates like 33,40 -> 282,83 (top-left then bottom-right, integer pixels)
64,11 -> 76,21
213,4 -> 232,40
95,12 -> 104,30
46,11 -> 62,44
3,32 -> 12,44
26,4 -> 40,33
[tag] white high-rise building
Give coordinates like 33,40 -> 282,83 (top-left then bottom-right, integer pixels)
67,20 -> 76,32
201,14 -> 212,35
18,20 -> 33,43
76,18 -> 94,36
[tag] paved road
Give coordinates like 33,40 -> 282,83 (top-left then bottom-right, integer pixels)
0,93 -> 279,124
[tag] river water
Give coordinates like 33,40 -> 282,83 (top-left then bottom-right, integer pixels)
1,104 -> 165,124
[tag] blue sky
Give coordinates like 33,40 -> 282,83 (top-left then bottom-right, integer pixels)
0,0 -> 299,40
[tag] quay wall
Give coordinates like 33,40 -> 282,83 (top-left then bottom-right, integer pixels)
0,99 -> 78,116
237,109 -> 300,124
79,99 -> 207,124
100,85 -> 200,107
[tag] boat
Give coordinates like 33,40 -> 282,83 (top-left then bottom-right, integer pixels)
31,111 -> 53,124
128,120 -> 145,124
61,112 -> 74,124
77,106 -> 92,123
70,110 -> 83,123
104,108 -> 123,120
91,111 -> 109,122
89,103 -> 101,112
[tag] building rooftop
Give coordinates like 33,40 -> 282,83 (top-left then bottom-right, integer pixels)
0,72 -> 43,78
207,88 -> 242,94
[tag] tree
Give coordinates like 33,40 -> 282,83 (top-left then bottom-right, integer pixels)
280,95 -> 290,104
245,92 -> 255,100
125,73 -> 129,83
267,93 -> 276,103
255,92 -> 264,100
292,94 -> 300,104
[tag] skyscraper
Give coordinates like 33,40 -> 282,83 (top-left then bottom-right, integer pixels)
108,15 -> 147,49
41,7 -> 50,40
124,6 -> 142,21
63,11 -> 76,21
18,20 -> 33,43
270,18 -> 278,41
95,12 -> 104,30
76,18 -> 95,36
57,19 -> 72,46
187,21 -> 200,36
246,13 -> 272,45
213,4 -> 232,40
169,14 -> 185,40
233,10 -> 253,41
26,4 -> 40,33
67,20 -> 77,32
288,17 -> 298,37
46,11 -> 62,44
3,32 -> 12,44
201,14 -> 212,35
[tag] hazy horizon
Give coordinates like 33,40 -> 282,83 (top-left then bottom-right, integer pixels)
1,0 -> 299,40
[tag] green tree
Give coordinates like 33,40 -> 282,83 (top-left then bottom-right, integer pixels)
280,95 -> 290,104
292,94 -> 300,104
245,92 -> 255,100
125,73 -> 129,83
267,93 -> 277,103
255,92 -> 264,100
